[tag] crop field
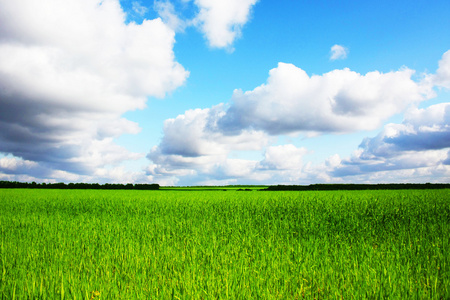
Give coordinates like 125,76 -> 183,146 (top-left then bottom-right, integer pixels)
0,189 -> 449,299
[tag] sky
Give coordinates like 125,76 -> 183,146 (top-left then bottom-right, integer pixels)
0,0 -> 449,186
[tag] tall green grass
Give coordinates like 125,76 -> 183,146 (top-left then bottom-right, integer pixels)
0,189 -> 449,299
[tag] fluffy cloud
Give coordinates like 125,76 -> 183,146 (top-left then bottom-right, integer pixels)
147,51 -> 450,185
148,140 -> 310,186
192,0 -> 258,49
258,144 -> 308,170
332,103 -> 450,178
146,104 -> 316,184
218,62 -> 432,135
0,156 -> 38,174
151,0 -> 258,49
0,0 -> 188,178
0,154 -> 154,184
361,104 -> 450,155
152,0 -> 258,49
0,155 -> 75,182
432,49 -> 450,89
330,44 -> 348,60
147,105 -> 271,182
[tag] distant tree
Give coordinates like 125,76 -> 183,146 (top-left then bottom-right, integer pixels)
0,181 -> 160,190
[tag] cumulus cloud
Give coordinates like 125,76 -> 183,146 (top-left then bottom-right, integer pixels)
218,62 -> 432,135
0,154 -> 154,184
0,155 -> 76,182
146,51 -> 450,185
147,101 -> 450,184
151,0 -> 258,49
0,156 -> 38,174
332,103 -> 450,178
148,139 -> 310,185
192,0 -> 258,49
330,44 -> 348,60
145,104 -> 316,185
432,49 -> 450,89
258,144 -> 308,170
147,105 -> 271,180
0,0 -> 188,180
154,105 -> 268,158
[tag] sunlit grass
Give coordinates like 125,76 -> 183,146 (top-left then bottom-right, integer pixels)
0,189 -> 449,299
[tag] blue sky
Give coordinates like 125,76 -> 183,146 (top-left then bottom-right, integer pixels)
0,0 -> 449,185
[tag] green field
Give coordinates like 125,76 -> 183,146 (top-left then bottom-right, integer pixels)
1,189 -> 449,299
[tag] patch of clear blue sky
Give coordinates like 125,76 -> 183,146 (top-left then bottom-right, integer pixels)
116,0 -> 450,163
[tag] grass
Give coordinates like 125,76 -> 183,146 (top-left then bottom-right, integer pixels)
0,189 -> 449,299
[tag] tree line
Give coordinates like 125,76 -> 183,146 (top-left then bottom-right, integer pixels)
263,183 -> 450,191
0,181 -> 159,190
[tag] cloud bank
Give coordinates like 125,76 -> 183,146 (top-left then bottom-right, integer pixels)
0,0 -> 188,180
147,51 -> 450,185
1,0 -> 448,185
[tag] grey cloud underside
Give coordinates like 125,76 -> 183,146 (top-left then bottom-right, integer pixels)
217,105 -> 346,135
0,98 -> 77,167
333,158 -> 434,177
363,104 -> 450,157
378,131 -> 450,153
444,151 -> 450,165
0,92 -> 105,174
0,159 -> 55,179
332,103 -> 450,177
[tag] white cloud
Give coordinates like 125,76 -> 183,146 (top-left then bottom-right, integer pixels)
154,1 -> 186,32
217,158 -> 259,178
0,156 -> 37,172
132,1 -> 148,16
259,144 -> 308,170
147,102 -> 450,184
332,103 -> 450,178
0,153 -> 153,184
361,103 -> 450,156
147,105 -> 271,177
192,0 -> 258,49
145,51 -> 450,185
146,105 -> 316,184
151,0 -> 258,49
330,44 -> 348,60
0,0 -> 188,177
218,62 -> 433,135
158,105 -> 270,158
432,49 -> 450,89
93,166 -> 151,183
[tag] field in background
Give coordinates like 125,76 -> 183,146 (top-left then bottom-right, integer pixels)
1,189 -> 449,299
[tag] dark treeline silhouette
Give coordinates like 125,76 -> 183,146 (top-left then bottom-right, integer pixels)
0,181 -> 159,190
2,181 -> 448,191
263,183 -> 450,191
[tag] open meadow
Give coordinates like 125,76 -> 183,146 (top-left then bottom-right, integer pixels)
0,188 -> 449,299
